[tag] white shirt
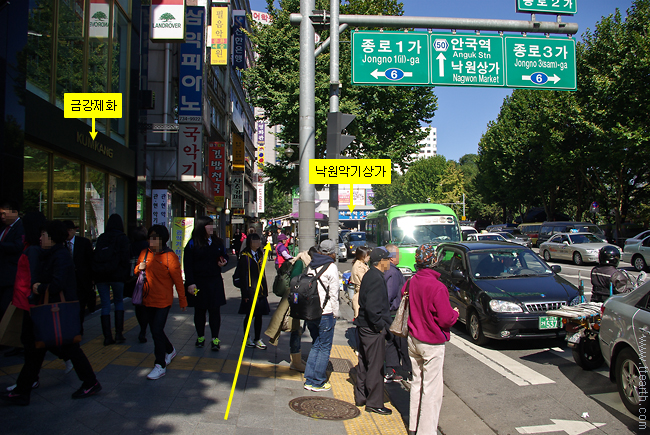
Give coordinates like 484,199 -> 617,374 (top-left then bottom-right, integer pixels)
68,236 -> 75,256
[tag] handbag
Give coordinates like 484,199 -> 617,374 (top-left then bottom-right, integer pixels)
30,286 -> 82,348
389,280 -> 410,338
132,251 -> 148,305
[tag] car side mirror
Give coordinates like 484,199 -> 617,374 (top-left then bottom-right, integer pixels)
451,270 -> 466,281
562,241 -> 569,245
551,265 -> 561,273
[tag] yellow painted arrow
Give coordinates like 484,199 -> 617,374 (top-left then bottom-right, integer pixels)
348,184 -> 355,212
224,242 -> 272,420
90,118 -> 98,140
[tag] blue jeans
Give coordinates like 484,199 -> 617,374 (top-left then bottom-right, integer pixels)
97,281 -> 124,315
304,314 -> 336,387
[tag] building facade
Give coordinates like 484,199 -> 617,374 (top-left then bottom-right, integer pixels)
413,126 -> 437,160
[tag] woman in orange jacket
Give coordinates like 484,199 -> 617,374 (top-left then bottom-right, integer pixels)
134,225 -> 187,380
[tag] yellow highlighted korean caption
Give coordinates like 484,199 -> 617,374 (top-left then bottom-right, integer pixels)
64,93 -> 123,140
309,159 -> 392,185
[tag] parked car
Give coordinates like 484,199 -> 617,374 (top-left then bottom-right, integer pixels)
319,232 -> 347,261
461,225 -> 478,240
467,233 -> 507,242
518,222 -> 544,247
539,232 -> 619,266
485,223 -> 518,233
434,241 -> 580,345
624,230 -> 650,247
622,235 -> 650,271
537,221 -> 606,245
343,231 -> 367,258
599,281 -> 650,415
496,231 -> 532,248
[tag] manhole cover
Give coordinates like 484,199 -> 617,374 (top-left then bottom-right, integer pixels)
289,396 -> 360,420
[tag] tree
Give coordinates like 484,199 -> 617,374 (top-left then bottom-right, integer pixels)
370,171 -> 406,210
260,182 -> 292,219
403,155 -> 449,204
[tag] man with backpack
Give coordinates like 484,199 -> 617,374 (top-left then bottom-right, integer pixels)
292,240 -> 339,392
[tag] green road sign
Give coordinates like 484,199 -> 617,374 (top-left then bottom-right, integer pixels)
430,33 -> 505,87
351,31 -> 430,86
516,0 -> 577,15
504,36 -> 576,90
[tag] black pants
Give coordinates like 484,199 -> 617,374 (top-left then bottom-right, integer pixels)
243,313 -> 263,341
0,284 -> 13,323
194,306 -> 221,338
385,331 -> 412,373
15,311 -> 96,395
145,306 -> 173,367
134,304 -> 148,335
355,326 -> 387,408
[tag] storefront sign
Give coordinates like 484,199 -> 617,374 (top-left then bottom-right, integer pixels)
179,124 -> 203,182
172,217 -> 194,271
211,7 -> 229,65
339,210 -> 371,220
89,0 -> 110,39
231,174 -> 244,209
208,142 -> 225,205
151,0 -> 185,42
366,188 -> 374,205
338,187 -> 366,206
179,7 -> 204,123
151,189 -> 172,227
232,132 -> 245,171
251,10 -> 272,25
256,181 -> 264,213
232,10 -> 246,69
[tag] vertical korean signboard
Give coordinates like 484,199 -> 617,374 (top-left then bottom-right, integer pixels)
232,132 -> 245,172
231,174 -> 244,210
232,10 -> 246,70
211,7 -> 229,66
151,0 -> 185,42
208,142 -> 225,206
179,7 -> 203,124
256,119 -> 266,166
179,125 -> 203,182
152,189 -> 172,228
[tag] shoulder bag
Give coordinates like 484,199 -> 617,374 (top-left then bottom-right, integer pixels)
389,279 -> 410,338
132,251 -> 149,305
30,286 -> 82,348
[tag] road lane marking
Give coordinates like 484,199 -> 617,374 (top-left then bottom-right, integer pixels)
449,333 -> 555,386
516,419 -> 605,434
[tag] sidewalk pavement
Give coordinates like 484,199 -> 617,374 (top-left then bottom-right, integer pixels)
0,256 -> 491,435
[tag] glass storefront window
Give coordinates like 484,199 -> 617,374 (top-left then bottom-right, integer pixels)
108,174 -> 125,220
23,145 -> 49,214
26,0 -> 54,101
53,156 -> 81,224
110,8 -> 129,144
85,167 -> 105,240
55,0 -> 85,108
88,0 -> 109,132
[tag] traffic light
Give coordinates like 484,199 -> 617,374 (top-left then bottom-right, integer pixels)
327,112 -> 355,158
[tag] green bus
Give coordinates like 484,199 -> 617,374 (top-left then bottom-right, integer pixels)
366,204 -> 462,277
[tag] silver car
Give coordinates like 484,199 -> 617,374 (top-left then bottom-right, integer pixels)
496,231 -> 532,248
622,235 -> 650,271
539,232 -> 618,266
599,281 -> 650,416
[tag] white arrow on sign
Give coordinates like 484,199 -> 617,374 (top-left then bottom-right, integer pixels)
370,69 -> 413,79
522,74 -> 561,84
516,419 -> 605,435
437,53 -> 446,77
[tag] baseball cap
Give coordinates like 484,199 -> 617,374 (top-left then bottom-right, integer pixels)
62,220 -> 79,230
319,239 -> 337,255
370,247 -> 391,263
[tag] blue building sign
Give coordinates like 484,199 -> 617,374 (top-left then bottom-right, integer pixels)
178,7 -> 204,123
339,210 -> 371,220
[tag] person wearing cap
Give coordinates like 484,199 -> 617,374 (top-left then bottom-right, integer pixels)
63,220 -> 94,335
303,239 -> 339,392
383,244 -> 411,383
405,244 -> 459,435
354,247 -> 394,416
275,233 -> 293,270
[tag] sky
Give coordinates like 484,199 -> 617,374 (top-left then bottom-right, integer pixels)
247,0 -> 635,161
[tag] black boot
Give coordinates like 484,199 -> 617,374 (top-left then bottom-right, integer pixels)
101,315 -> 115,346
135,305 -> 147,343
114,311 -> 126,343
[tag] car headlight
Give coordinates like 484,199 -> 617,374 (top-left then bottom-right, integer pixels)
489,300 -> 523,313
586,249 -> 598,255
569,295 -> 583,306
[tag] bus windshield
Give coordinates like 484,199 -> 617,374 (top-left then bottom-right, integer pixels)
390,215 -> 461,246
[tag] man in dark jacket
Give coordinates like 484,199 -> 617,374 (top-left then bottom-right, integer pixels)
383,244 -> 411,382
63,220 -> 95,335
0,200 -> 24,326
591,245 -> 627,302
354,247 -> 394,416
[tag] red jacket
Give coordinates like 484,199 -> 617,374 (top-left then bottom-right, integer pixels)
402,268 -> 458,344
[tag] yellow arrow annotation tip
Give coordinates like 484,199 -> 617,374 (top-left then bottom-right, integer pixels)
348,184 -> 356,212
224,242 -> 272,421
89,118 -> 98,140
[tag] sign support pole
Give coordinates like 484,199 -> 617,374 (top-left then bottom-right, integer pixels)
328,0 -> 340,255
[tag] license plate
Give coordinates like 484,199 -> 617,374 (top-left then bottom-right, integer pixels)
539,316 -> 561,330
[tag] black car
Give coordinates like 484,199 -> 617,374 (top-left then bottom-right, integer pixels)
434,241 -> 581,345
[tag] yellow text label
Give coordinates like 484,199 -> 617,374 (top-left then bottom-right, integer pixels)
64,93 -> 123,118
309,159 -> 392,184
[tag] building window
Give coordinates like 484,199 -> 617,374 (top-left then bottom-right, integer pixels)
110,7 -> 129,144
85,166 -> 106,239
108,174 -> 125,219
26,0 -> 54,101
23,145 -> 49,214
53,156 -> 81,223
55,0 -> 85,108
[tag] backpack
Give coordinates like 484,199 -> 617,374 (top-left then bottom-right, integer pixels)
232,260 -> 244,289
92,233 -> 120,277
288,264 -> 331,321
272,260 -> 293,297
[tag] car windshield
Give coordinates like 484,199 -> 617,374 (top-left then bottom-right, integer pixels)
468,249 -> 552,279
498,232 -> 515,239
391,215 -> 461,246
479,234 -> 504,241
348,233 -> 366,241
572,224 -> 604,235
569,233 -> 602,244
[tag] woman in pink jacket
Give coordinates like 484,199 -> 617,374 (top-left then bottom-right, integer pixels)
403,244 -> 459,435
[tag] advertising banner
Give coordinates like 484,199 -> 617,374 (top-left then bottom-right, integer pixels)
338,187 -> 365,206
179,6 -> 204,123
208,142 -> 225,205
179,125 -> 203,182
256,181 -> 264,214
211,7 -> 229,65
151,0 -> 185,42
172,217 -> 194,272
89,0 -> 110,39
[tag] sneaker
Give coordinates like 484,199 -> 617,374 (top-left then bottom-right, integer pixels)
71,381 -> 102,399
165,348 -> 177,366
254,339 -> 267,350
64,360 -> 74,374
211,338 -> 221,351
2,392 -> 30,406
305,382 -> 331,392
246,338 -> 255,348
6,381 -> 39,392
384,369 -> 403,383
147,364 -> 166,380
195,336 -> 205,348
